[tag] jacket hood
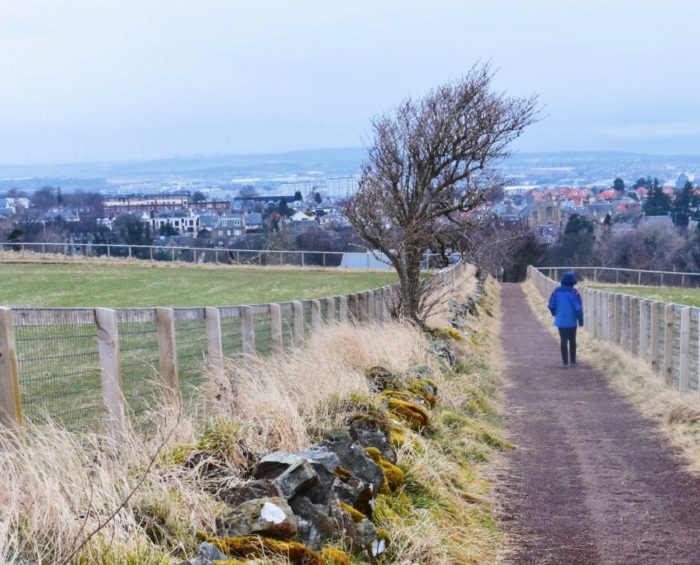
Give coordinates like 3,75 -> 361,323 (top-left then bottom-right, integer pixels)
560,271 -> 577,286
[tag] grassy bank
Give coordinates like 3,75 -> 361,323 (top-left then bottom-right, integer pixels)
0,274 -> 508,563
0,262 -> 396,307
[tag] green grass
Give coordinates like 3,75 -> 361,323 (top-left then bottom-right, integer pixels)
587,284 -> 700,307
0,263 -> 397,307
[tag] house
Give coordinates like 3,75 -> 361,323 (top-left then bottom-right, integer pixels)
214,214 -> 246,237
150,209 -> 200,235
245,212 -> 264,232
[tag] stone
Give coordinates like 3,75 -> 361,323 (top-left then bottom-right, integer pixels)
184,451 -> 233,481
317,429 -> 385,498
289,496 -> 342,550
330,475 -> 374,517
348,417 -> 397,464
365,365 -> 400,391
428,339 -> 457,366
218,479 -> 280,507
197,542 -> 227,561
215,496 -> 298,539
253,452 -> 305,480
273,459 -> 319,499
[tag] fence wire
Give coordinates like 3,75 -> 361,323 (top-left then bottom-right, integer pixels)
13,309 -> 101,430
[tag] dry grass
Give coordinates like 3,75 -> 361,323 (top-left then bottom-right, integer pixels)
211,321 -> 429,454
0,321 -> 430,563
524,279 -> 700,476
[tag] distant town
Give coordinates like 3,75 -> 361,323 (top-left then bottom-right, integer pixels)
1,149 -> 700,274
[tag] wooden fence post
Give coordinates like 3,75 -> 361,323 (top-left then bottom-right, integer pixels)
614,294 -> 623,345
679,307 -> 691,392
311,300 -> 322,331
630,297 -> 640,356
664,304 -> 674,387
240,306 -> 256,357
350,294 -> 360,322
338,296 -> 349,323
269,304 -> 283,355
95,308 -> 126,441
650,301 -> 660,373
0,308 -> 22,430
156,307 -> 180,402
292,301 -> 305,347
205,307 -> 224,379
621,296 -> 630,351
374,289 -> 384,323
367,291 -> 376,321
639,300 -> 648,361
324,297 -> 337,324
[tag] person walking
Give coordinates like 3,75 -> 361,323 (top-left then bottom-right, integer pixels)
548,271 -> 584,368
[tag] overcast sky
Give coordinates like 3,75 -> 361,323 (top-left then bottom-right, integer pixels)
1,0 -> 699,164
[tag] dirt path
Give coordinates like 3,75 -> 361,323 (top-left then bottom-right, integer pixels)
497,283 -> 700,564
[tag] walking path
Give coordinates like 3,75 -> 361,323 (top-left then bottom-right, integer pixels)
497,283 -> 700,564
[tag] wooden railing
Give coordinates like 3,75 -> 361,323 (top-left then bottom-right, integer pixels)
528,266 -> 699,393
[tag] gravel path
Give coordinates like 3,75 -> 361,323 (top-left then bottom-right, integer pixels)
497,283 -> 700,564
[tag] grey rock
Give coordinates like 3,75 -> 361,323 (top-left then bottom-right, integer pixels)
253,451 -> 304,480
317,428 -> 385,498
218,479 -> 280,507
289,496 -> 341,550
197,542 -> 227,561
349,416 -> 396,464
428,339 -> 457,366
273,459 -> 318,499
216,496 -> 298,539
331,475 -> 374,517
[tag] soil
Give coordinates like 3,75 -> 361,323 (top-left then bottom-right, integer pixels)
496,283 -> 700,564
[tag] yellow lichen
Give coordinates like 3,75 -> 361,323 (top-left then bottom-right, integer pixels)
387,397 -> 431,430
376,526 -> 392,546
364,447 -> 405,492
407,379 -> 438,407
204,534 -> 324,565
337,501 -> 366,523
389,421 -> 407,447
321,547 -> 352,565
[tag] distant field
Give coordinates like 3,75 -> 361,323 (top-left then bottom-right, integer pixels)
0,262 -> 397,307
588,284 -> 700,307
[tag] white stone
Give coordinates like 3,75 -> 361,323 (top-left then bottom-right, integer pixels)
260,502 -> 286,524
372,538 -> 386,556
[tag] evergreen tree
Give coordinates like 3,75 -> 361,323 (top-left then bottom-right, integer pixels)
672,181 -> 693,228
613,178 -> 625,193
642,178 -> 671,216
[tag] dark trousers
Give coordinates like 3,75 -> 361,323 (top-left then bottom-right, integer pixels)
558,327 -> 577,365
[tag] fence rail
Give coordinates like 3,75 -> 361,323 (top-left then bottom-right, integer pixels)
528,266 -> 699,393
0,241 -> 444,270
541,266 -> 700,288
0,261 -> 468,436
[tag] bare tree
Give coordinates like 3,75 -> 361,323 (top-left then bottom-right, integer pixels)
345,65 -> 538,324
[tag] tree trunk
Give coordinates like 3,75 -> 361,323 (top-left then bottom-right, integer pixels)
399,250 -> 423,324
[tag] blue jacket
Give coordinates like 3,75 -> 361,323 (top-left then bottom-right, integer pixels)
548,272 -> 584,329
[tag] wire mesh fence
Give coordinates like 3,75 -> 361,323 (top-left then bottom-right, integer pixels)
13,309 -> 102,430
0,261 -> 469,435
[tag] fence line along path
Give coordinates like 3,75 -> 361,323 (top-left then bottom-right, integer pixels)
528,266 -> 699,393
0,261 -> 468,438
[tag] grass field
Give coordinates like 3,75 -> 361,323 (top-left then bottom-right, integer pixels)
588,284 -> 700,307
0,262 -> 397,307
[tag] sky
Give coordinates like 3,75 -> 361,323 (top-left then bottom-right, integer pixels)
1,0 -> 699,164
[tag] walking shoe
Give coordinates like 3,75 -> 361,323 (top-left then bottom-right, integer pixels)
562,363 -> 569,369
571,362 -> 578,367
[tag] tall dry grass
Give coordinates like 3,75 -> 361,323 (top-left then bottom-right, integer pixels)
0,320 -> 429,563
211,321 -> 429,454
